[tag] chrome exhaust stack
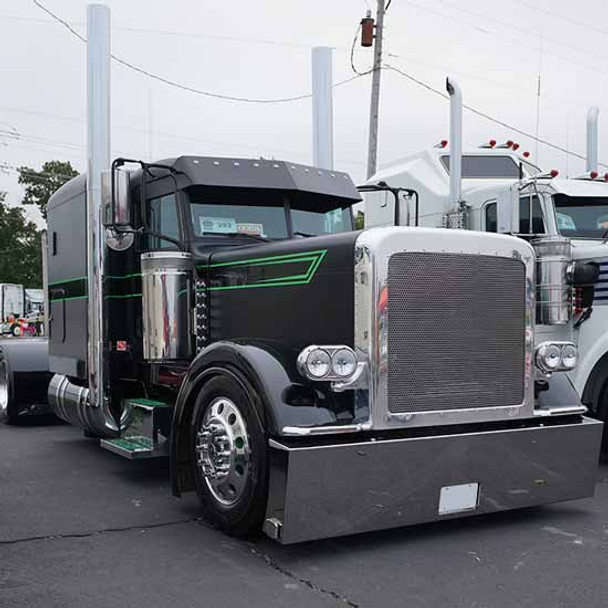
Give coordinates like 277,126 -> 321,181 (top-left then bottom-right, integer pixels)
48,4 -> 117,437
586,106 -> 600,174
446,77 -> 463,206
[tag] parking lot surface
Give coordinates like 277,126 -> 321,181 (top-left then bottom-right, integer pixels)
2,420 -> 608,608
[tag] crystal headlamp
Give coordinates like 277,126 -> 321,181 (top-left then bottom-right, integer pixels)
297,345 -> 358,381
535,341 -> 578,373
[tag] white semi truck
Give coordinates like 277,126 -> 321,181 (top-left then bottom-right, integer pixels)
364,78 -> 608,429
0,284 -> 25,330
0,284 -> 45,336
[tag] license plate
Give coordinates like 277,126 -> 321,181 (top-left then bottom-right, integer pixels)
438,483 -> 479,515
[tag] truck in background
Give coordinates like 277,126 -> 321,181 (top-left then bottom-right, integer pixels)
363,78 -> 608,433
0,284 -> 45,337
0,282 -> 50,423
0,284 -> 25,334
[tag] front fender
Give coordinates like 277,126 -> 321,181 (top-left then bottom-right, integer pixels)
170,341 -> 340,496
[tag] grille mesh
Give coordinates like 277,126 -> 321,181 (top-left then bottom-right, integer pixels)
387,252 -> 525,413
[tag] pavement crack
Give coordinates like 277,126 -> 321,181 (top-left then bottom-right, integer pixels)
1,517 -> 204,547
248,546 -> 359,607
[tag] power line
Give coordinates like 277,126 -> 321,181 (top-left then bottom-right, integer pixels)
402,0 -> 608,78
0,161 -> 78,182
512,0 -> 608,39
350,24 -> 373,77
434,0 -> 608,66
382,64 -> 608,168
387,53 -> 594,110
1,12 -> 348,51
32,1 -> 365,104
0,122 -> 367,168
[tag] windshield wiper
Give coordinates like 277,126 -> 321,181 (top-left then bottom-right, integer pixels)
293,231 -> 316,238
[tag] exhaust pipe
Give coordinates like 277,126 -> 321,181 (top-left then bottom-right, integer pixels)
48,374 -> 130,434
311,46 -> 334,170
446,77 -> 462,205
48,4 -> 117,437
586,106 -> 600,173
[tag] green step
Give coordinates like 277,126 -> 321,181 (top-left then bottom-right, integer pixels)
100,435 -> 167,460
122,398 -> 171,409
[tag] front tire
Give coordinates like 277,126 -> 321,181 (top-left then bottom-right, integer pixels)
190,374 -> 268,537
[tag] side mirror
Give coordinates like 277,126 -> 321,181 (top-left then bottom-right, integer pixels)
496,184 -> 519,233
102,166 -> 131,227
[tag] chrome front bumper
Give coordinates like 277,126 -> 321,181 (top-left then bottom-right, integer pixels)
264,416 -> 602,544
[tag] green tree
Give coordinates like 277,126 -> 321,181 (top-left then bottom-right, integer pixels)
18,160 -> 79,220
354,210 -> 365,230
0,192 -> 42,286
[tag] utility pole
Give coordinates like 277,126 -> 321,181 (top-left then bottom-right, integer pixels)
366,0 -> 386,179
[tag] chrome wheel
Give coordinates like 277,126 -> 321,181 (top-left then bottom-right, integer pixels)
195,396 -> 251,506
0,358 -> 8,420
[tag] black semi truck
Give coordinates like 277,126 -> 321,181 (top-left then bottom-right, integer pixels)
8,155 -> 602,543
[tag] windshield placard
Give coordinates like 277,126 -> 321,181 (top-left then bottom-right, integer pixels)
199,216 -> 237,234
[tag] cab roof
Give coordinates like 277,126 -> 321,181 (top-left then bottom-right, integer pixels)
145,156 -> 361,205
48,156 -> 362,210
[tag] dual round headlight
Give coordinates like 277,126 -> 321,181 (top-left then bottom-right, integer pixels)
298,346 -> 358,381
535,342 -> 578,373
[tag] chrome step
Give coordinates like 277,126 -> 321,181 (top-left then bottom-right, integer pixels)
100,398 -> 172,460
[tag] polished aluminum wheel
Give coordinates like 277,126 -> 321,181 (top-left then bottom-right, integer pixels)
195,396 -> 251,506
0,358 -> 9,420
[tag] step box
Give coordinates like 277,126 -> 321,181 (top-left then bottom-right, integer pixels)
100,399 -> 172,460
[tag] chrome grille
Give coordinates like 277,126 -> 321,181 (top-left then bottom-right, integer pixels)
387,252 -> 525,413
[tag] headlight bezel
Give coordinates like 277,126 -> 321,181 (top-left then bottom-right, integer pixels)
534,341 -> 578,373
297,345 -> 359,381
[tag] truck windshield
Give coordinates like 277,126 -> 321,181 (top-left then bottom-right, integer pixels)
554,194 -> 608,239
189,199 -> 352,239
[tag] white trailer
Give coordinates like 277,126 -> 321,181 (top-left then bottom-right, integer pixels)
364,79 -> 608,425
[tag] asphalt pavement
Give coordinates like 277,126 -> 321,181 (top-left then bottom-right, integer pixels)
2,420 -> 608,608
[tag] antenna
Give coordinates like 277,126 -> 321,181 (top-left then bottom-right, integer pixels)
535,33 -> 543,162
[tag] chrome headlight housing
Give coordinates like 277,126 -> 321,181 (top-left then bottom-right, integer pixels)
297,345 -> 358,381
535,341 -> 578,373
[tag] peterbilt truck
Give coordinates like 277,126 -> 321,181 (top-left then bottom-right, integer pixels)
364,78 -> 608,434
28,153 -> 601,544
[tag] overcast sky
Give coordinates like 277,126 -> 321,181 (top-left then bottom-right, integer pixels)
1,0 -> 607,223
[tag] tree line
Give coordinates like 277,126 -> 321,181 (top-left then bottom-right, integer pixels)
0,161 -> 78,287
